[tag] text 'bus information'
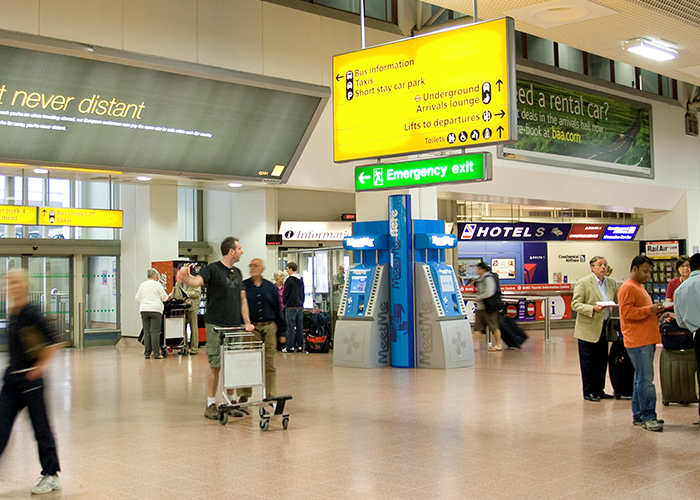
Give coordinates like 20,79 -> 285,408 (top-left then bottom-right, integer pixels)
333,17 -> 516,162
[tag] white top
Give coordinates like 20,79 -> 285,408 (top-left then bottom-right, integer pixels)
135,279 -> 168,313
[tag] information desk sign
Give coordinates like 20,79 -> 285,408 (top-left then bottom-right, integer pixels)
0,205 -> 37,225
355,152 -> 491,191
333,17 -> 516,162
38,207 -> 123,228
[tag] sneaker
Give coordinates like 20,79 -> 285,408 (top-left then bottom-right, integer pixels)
281,347 -> 291,353
204,404 -> 219,420
153,356 -> 163,359
641,419 -> 664,432
189,350 -> 197,355
238,395 -> 249,404
634,419 -> 664,426
30,474 -> 61,494
296,347 -> 304,353
229,409 -> 244,418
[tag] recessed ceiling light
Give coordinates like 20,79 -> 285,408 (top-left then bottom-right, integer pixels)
623,38 -> 677,61
137,176 -> 151,181
33,168 -> 49,174
229,182 -> 242,188
271,165 -> 285,177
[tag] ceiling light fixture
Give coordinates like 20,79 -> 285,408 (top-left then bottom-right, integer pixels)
623,38 -> 677,61
228,182 -> 242,188
270,165 -> 285,177
137,176 -> 151,181
33,168 -> 49,174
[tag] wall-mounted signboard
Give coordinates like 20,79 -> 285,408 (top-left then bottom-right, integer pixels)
333,17 -> 516,162
355,153 -> 491,191
37,207 -> 123,228
0,41 -> 328,182
0,205 -> 37,225
503,74 -> 653,178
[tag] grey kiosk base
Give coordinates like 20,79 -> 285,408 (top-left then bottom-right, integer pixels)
414,263 -> 475,369
333,264 -> 391,368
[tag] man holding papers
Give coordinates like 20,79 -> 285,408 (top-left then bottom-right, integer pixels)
572,256 -> 618,402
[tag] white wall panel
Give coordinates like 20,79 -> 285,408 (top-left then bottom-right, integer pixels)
40,0 -> 123,49
0,0 -> 39,34
124,0 -> 197,61
198,0 -> 263,73
261,2 -> 322,83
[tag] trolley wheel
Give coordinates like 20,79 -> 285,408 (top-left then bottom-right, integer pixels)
180,347 -> 188,355
259,418 -> 269,431
282,416 -> 289,430
219,411 -> 229,426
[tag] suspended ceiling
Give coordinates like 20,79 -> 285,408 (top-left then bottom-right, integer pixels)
429,0 -> 700,88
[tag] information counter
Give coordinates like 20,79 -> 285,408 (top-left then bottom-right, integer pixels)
461,284 -> 573,342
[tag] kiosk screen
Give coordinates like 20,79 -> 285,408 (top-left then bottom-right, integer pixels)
350,275 -> 367,293
439,274 -> 455,293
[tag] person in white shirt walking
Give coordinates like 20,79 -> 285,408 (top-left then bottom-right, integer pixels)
135,268 -> 168,359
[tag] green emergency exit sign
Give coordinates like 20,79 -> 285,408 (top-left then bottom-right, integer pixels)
354,153 -> 492,191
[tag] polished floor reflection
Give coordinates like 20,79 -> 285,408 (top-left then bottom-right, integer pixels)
0,329 -> 698,499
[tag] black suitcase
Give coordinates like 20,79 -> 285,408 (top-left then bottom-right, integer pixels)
498,313 -> 528,349
660,320 -> 694,351
608,341 -> 634,399
660,348 -> 698,406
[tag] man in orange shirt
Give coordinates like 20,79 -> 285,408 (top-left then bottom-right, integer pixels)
618,255 -> 665,432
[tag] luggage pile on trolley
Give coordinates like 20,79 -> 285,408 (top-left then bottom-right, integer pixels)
214,327 -> 292,431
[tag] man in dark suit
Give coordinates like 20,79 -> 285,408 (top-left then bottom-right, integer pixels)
572,255 -> 618,402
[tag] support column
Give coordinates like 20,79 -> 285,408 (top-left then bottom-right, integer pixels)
204,189 -> 277,273
121,184 -> 179,337
642,190 -> 700,253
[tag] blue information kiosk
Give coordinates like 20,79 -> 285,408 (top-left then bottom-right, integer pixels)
333,221 -> 391,368
413,220 -> 475,369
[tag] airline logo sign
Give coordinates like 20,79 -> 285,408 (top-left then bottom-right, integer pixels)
458,222 -> 571,241
602,225 -> 638,241
568,224 -> 605,240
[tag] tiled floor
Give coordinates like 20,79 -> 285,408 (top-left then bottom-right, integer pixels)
0,329 -> 698,499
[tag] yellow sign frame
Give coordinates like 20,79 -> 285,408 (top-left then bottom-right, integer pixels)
332,17 -> 517,162
38,207 -> 123,228
0,205 -> 37,225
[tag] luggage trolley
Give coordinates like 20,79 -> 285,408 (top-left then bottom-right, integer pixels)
214,327 -> 292,431
164,300 -> 190,356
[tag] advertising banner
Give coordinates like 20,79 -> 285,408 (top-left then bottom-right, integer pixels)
503,74 -> 653,178
645,241 -> 680,259
388,195 -> 415,368
459,222 -> 571,241
523,242 -> 548,284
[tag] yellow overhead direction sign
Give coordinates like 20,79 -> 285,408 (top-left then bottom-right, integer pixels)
332,17 -> 516,162
0,205 -> 37,225
38,207 -> 123,228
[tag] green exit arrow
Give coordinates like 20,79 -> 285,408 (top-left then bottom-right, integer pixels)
354,153 -> 492,192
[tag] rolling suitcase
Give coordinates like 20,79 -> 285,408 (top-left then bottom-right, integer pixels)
498,313 -> 528,349
608,341 -> 634,399
660,348 -> 698,406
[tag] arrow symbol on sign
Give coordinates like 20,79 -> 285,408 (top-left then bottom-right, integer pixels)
496,109 -> 505,119
335,73 -> 344,82
495,79 -> 503,91
358,172 -> 370,184
497,125 -> 504,138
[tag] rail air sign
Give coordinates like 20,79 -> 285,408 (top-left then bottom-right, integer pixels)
332,17 -> 516,162
355,152 -> 491,191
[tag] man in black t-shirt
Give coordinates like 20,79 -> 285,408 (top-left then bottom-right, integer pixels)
179,237 -> 254,419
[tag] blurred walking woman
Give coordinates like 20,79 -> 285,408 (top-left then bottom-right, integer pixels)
0,269 -> 63,494
135,268 -> 168,359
